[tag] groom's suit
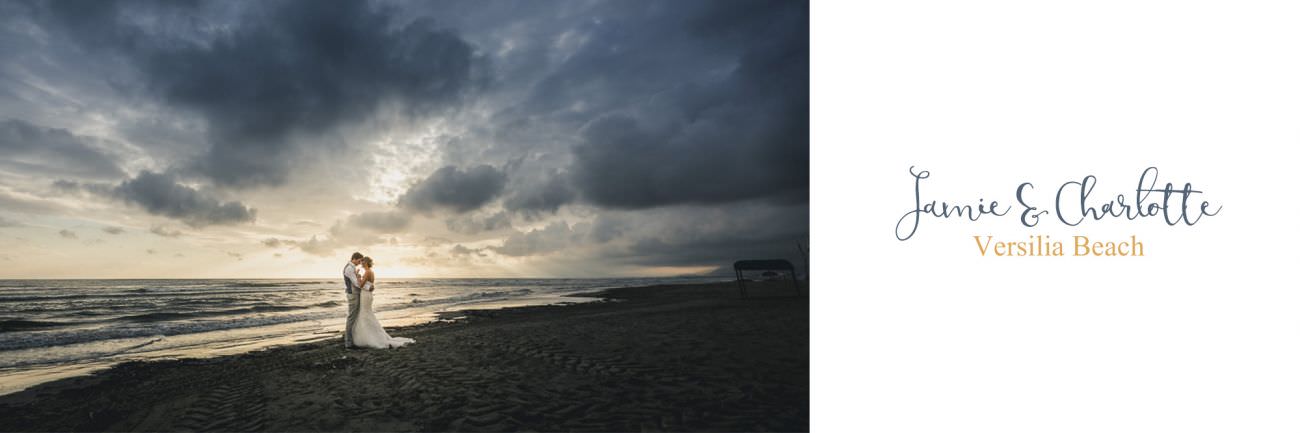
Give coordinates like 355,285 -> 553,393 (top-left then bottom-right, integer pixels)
343,261 -> 361,348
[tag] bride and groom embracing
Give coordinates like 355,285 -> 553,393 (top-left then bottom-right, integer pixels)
343,252 -> 415,349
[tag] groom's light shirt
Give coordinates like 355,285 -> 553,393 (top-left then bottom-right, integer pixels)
343,262 -> 359,293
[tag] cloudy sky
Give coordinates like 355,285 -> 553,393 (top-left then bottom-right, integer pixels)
0,0 -> 808,278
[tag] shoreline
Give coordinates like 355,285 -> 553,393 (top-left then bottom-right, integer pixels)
0,281 -> 809,432
0,290 -> 611,397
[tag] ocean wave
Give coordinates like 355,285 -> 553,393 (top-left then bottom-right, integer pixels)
120,312 -> 195,322
119,305 -> 311,323
0,292 -> 511,350
60,310 -> 112,317
0,287 -> 329,304
224,282 -> 306,288
0,277 -> 729,351
0,319 -> 75,333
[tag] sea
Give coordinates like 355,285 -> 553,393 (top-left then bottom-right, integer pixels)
0,277 -> 727,395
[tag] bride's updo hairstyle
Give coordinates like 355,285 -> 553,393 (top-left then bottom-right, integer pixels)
362,256 -> 373,268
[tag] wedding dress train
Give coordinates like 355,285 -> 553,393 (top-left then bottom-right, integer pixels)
352,281 -> 415,349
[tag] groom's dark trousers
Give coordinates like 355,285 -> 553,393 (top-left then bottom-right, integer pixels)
344,277 -> 361,347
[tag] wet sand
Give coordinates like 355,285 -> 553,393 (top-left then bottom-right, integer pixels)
0,281 -> 809,432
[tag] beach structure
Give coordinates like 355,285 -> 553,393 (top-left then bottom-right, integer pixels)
733,259 -> 800,298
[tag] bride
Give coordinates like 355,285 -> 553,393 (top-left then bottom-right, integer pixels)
352,256 -> 415,349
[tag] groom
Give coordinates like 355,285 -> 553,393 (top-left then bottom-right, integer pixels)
343,252 -> 364,349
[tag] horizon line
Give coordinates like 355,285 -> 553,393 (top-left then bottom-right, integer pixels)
0,275 -> 730,281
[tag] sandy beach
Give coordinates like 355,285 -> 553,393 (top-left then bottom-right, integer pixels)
0,281 -> 808,432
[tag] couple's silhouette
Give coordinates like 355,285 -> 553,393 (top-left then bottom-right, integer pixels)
342,252 -> 414,349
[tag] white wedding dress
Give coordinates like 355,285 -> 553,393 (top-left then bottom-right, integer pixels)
352,280 -> 415,349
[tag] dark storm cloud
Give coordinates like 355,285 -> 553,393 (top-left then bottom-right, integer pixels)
6,0 -> 810,273
445,210 -> 511,234
520,0 -> 808,209
623,230 -> 805,269
113,171 -> 256,227
50,180 -> 81,194
503,171 -> 575,217
586,214 -> 627,244
535,203 -> 808,269
0,119 -> 125,180
398,165 -> 507,214
571,102 -> 807,209
612,205 -> 808,269
29,0 -> 487,188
